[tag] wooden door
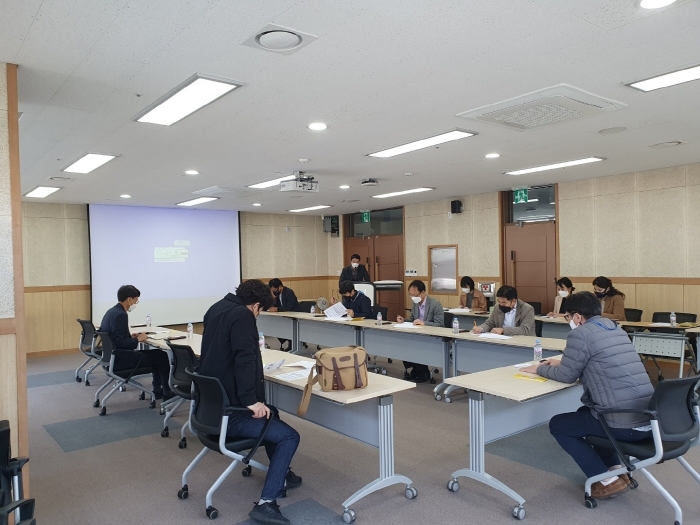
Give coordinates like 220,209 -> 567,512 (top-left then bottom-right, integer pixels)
343,237 -> 374,281
504,222 -> 556,313
374,235 -> 404,321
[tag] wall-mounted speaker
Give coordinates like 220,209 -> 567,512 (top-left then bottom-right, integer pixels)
450,200 -> 463,214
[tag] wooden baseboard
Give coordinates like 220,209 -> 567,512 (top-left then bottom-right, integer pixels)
27,348 -> 80,358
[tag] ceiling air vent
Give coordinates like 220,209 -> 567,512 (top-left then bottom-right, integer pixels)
456,84 -> 626,131
192,186 -> 261,198
241,24 -> 318,55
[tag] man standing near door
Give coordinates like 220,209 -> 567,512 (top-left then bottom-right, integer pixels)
339,254 -> 371,284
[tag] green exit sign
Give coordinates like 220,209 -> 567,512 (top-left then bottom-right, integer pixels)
361,211 -> 370,223
514,188 -> 528,204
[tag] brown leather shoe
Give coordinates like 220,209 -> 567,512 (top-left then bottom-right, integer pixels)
591,477 -> 630,499
618,473 -> 631,486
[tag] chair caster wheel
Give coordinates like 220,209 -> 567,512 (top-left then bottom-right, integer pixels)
629,477 -> 639,489
444,397 -> 452,403
388,358 -> 393,363
435,394 -> 443,401
160,407 -> 166,415
447,479 -> 459,492
381,369 -> 387,375
405,486 -> 417,499
177,486 -> 188,499
93,400 -> 100,408
161,427 -> 169,438
658,374 -> 664,381
584,496 -> 597,509
139,392 -> 146,400
99,407 -> 106,416
119,385 -> 126,392
205,506 -> 219,520
242,465 -> 252,477
178,438 -> 187,449
76,376 -> 82,383
430,378 -> 436,384
149,400 -> 156,409
85,380 -> 90,386
512,505 -> 526,520
343,509 -> 356,523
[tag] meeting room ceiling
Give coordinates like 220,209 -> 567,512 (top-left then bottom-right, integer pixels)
3,0 -> 700,214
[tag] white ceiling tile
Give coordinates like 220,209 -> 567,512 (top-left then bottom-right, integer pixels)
0,0 -> 43,63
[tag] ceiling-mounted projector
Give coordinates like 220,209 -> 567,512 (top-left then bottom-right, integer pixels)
279,171 -> 319,192
361,178 -> 379,187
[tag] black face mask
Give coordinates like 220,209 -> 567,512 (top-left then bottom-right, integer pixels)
273,291 -> 280,297
499,305 -> 512,313
595,291 -> 607,298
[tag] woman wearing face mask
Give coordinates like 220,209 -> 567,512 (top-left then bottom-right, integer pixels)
458,276 -> 488,312
547,277 -> 575,317
592,276 -> 626,321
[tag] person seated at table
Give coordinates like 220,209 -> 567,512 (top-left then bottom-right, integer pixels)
99,285 -> 174,400
519,291 -> 653,500
268,278 -> 299,351
339,253 -> 371,285
547,277 -> 575,317
199,279 -> 301,525
592,276 -> 626,321
458,276 -> 488,312
472,285 -> 535,336
397,280 -> 444,383
331,281 -> 373,319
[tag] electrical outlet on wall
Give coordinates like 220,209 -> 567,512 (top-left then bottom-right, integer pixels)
336,270 -> 341,276
448,212 -> 452,219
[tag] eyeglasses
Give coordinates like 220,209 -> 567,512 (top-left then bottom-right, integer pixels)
564,313 -> 576,321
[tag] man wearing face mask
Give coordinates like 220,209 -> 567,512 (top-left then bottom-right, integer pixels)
333,281 -> 373,318
472,285 -> 535,336
99,285 -> 174,400
519,292 -> 653,500
339,254 -> 371,285
199,279 -> 301,525
397,280 -> 445,383
458,276 -> 488,311
268,279 -> 299,352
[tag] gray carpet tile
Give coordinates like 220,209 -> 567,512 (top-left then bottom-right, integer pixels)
27,370 -> 80,388
43,406 -> 181,452
235,498 -> 342,524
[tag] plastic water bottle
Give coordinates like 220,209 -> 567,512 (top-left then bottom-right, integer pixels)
376,311 -> 382,326
187,322 -> 193,338
258,332 -> 265,351
310,305 -> 316,316
146,314 -> 152,327
452,316 -> 460,334
670,311 -> 677,327
534,339 -> 542,362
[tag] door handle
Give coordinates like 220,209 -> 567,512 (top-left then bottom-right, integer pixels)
510,251 -> 516,287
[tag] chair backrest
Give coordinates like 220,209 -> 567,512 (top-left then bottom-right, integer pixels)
652,311 -> 698,324
296,300 -> 316,313
372,305 -> 388,320
77,319 -> 96,348
95,331 -> 115,365
0,420 -> 11,506
443,312 -> 454,329
187,369 -> 229,436
168,343 -> 198,389
528,302 -> 542,315
625,308 -> 643,322
648,376 -> 700,442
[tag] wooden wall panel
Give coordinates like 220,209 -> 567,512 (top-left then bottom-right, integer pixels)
0,334 -> 18,453
635,284 -> 684,322
62,289 -> 90,350
683,285 -> 700,318
24,291 -> 64,352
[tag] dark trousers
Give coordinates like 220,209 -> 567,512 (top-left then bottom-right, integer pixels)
549,406 -> 651,478
115,349 -> 172,394
403,361 -> 429,377
277,338 -> 291,350
228,410 -> 300,500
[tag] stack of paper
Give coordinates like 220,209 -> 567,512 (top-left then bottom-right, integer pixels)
324,302 -> 348,319
478,333 -> 512,340
393,322 -> 419,329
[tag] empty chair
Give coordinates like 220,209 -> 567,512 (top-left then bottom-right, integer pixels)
0,421 -> 32,525
0,489 -> 35,525
625,308 -> 643,322
162,342 -> 199,448
295,300 -> 316,313
651,312 -> 698,377
177,370 -> 272,520
75,319 -> 102,386
527,302 -> 543,338
583,375 -> 700,524
92,331 -> 156,416
652,312 -> 697,325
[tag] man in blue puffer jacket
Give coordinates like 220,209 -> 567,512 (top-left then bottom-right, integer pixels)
520,291 -> 653,500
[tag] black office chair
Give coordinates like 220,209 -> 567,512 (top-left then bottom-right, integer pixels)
92,331 -> 156,415
583,376 -> 700,523
625,308 -> 643,322
652,312 -> 698,325
0,421 -> 33,525
0,489 -> 35,525
75,319 -> 102,385
651,312 -> 698,378
177,370 -> 273,520
163,342 -> 199,448
527,302 -> 543,338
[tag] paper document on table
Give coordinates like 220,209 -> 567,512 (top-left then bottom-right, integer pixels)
324,302 -> 348,318
513,362 -> 537,368
393,322 -> 419,329
324,317 -> 352,322
283,361 -> 314,370
650,322 -> 672,326
478,333 -> 512,340
263,359 -> 285,372
448,308 -> 471,314
274,370 -> 311,382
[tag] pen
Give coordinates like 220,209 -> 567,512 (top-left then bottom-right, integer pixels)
473,320 -> 477,330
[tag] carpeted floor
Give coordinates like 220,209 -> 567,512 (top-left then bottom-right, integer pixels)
26,350 -> 700,525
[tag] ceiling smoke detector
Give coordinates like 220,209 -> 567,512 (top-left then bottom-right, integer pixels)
599,127 -> 627,135
241,24 -> 318,55
361,179 -> 379,187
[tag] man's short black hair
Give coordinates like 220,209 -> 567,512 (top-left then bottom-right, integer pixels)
350,254 -> 361,261
496,285 -> 517,301
237,279 -> 274,309
408,280 -> 426,293
117,285 -> 140,302
460,276 -> 475,290
564,291 -> 602,319
339,281 -> 355,294
268,278 -> 283,289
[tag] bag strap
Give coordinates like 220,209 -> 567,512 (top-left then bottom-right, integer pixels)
297,367 -> 318,417
353,352 -> 363,388
331,356 -> 346,390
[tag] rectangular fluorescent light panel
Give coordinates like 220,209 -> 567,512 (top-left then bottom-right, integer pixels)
505,157 -> 604,176
136,75 -> 241,126
176,197 -> 219,207
628,64 -> 700,92
24,186 -> 61,198
248,175 -> 296,189
368,129 -> 476,158
289,205 -> 331,212
63,153 -> 116,174
372,188 -> 435,199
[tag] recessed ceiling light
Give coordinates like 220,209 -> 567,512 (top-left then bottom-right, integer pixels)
640,0 -> 677,8
49,176 -> 74,182
368,129 -> 476,158
485,153 -> 500,158
339,185 -> 350,189
184,170 -> 199,175
24,186 -> 61,198
135,74 -> 242,126
598,127 -> 627,135
308,122 -> 327,131
505,157 -> 605,176
176,197 -> 219,207
372,188 -> 435,199
120,194 -> 132,199
627,63 -> 700,92
289,205 -> 331,212
248,175 -> 296,189
253,203 -> 262,206
63,153 -> 116,174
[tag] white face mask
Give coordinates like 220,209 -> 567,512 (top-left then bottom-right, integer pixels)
462,287 -> 470,294
128,303 -> 137,312
558,290 -> 569,297
569,319 -> 577,330
411,295 -> 422,304
351,262 -> 359,268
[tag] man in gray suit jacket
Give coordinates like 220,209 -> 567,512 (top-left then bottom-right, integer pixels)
473,285 -> 535,336
397,280 -> 444,383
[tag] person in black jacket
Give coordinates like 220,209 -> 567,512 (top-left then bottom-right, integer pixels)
339,254 -> 371,285
99,285 -> 173,399
268,278 -> 298,352
334,281 -> 373,319
199,280 -> 301,525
